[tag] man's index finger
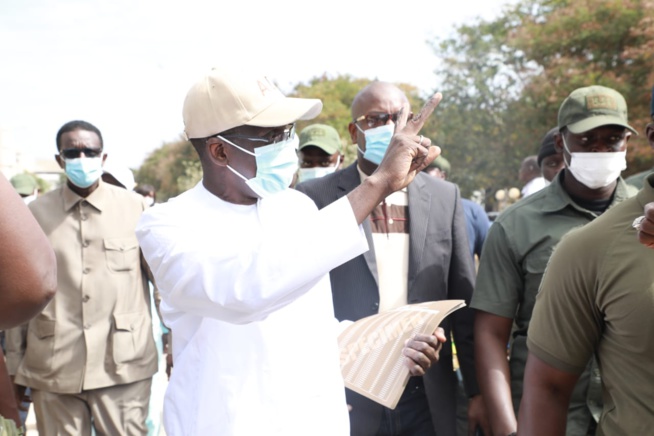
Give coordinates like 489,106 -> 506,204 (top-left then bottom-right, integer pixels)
402,92 -> 442,136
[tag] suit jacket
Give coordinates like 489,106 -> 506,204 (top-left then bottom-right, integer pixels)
296,163 -> 479,436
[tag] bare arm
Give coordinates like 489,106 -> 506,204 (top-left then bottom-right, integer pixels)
517,352 -> 580,436
0,173 -> 56,329
474,310 -> 517,436
347,94 -> 443,224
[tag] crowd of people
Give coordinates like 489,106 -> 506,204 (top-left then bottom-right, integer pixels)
1,66 -> 653,436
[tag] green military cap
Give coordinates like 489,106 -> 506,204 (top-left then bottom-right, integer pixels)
10,173 -> 38,195
558,85 -> 637,135
298,124 -> 342,154
427,155 -> 451,173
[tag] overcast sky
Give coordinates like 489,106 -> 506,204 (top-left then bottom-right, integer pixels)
0,0 -> 517,169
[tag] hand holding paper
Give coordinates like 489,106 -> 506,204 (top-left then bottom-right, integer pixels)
338,300 -> 465,409
403,327 -> 447,376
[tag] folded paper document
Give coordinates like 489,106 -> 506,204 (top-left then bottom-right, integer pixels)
338,300 -> 466,409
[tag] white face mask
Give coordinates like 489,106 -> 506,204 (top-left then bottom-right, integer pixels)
562,136 -> 626,189
296,156 -> 340,183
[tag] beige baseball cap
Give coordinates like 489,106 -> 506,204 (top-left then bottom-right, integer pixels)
183,66 -> 323,139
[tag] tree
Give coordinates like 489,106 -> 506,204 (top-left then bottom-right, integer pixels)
429,7 -> 532,201
135,136 -> 199,202
430,0 -> 654,201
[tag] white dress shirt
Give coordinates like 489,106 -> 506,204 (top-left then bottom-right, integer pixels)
136,183 -> 368,435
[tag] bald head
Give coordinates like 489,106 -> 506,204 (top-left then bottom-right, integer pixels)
349,81 -> 412,176
351,82 -> 410,120
519,155 -> 541,183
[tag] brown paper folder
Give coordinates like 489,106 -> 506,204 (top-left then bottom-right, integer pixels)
338,300 -> 466,409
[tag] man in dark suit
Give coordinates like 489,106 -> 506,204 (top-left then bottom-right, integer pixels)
296,82 -> 488,436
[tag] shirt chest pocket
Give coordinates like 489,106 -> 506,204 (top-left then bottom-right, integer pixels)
104,237 -> 139,272
522,248 -> 553,308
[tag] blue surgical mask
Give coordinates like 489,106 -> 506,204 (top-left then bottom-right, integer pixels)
296,156 -> 341,183
356,123 -> 394,165
64,157 -> 103,188
221,134 -> 299,198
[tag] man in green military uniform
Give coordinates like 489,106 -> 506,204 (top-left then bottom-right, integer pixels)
471,85 -> 637,436
519,86 -> 654,436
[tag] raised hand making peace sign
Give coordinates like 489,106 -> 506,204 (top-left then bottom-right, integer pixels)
373,91 -> 443,194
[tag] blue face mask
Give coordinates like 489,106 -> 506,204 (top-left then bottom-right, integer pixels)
221,134 -> 299,198
356,123 -> 394,165
64,157 -> 103,188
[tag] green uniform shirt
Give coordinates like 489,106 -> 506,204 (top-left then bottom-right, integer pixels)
528,174 -> 654,436
471,170 -> 633,432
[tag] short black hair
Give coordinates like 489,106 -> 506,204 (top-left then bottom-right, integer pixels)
190,137 -> 208,159
56,120 -> 103,151
135,184 -> 156,197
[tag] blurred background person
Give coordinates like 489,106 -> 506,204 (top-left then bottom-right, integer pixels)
422,155 -> 491,261
9,173 -> 39,205
135,184 -> 157,207
537,127 -> 565,183
296,123 -> 344,184
101,157 -> 136,190
519,155 -> 547,197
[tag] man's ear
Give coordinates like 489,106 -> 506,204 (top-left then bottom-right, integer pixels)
554,132 -> 564,153
348,122 -> 358,145
646,123 -> 654,150
206,140 -> 228,166
55,153 -> 64,170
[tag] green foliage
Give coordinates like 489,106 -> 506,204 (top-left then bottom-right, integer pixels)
33,173 -> 51,193
428,9 -> 529,202
430,0 -> 654,202
135,136 -> 200,202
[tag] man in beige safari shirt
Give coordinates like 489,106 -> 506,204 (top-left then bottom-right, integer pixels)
5,120 -> 157,436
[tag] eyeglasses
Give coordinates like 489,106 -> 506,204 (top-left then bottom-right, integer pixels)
218,124 -> 296,145
354,112 -> 413,129
60,148 -> 103,159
